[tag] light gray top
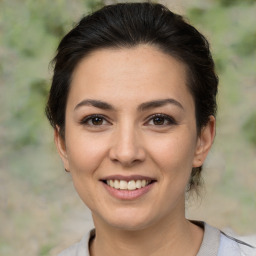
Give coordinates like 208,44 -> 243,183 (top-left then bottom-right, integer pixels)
58,222 -> 256,256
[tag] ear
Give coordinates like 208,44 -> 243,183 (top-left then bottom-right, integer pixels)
193,116 -> 216,167
54,126 -> 70,172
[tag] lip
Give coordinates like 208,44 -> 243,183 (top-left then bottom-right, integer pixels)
100,175 -> 157,200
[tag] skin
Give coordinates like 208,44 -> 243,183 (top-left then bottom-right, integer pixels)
55,45 -> 215,256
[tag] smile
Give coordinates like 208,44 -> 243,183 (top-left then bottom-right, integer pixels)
106,179 -> 152,191
101,176 -> 156,200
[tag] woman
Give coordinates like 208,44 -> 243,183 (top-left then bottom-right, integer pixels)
45,3 -> 255,255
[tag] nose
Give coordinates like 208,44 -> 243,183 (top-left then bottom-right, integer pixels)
109,123 -> 146,167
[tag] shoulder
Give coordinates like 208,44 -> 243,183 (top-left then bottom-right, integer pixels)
194,221 -> 256,256
57,230 -> 95,256
218,232 -> 256,256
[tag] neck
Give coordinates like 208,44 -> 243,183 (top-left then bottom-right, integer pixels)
90,206 -> 203,256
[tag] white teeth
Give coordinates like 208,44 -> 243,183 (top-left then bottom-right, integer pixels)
114,180 -> 120,189
128,180 -> 136,190
135,180 -> 142,188
119,180 -> 128,190
110,180 -> 114,187
106,179 -> 151,190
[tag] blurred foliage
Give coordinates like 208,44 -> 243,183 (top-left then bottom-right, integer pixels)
187,1 -> 256,109
243,112 -> 256,146
39,243 -> 54,256
11,78 -> 50,147
86,0 -> 106,11
216,0 -> 256,7
233,31 -> 256,56
0,0 -> 85,149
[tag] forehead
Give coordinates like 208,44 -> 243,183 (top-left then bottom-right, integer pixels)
68,45 -> 194,111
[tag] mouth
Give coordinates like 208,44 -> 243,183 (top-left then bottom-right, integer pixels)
100,175 -> 157,200
102,179 -> 156,191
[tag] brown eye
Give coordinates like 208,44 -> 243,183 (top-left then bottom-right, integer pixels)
153,116 -> 165,125
80,114 -> 109,126
146,114 -> 177,126
91,117 -> 103,125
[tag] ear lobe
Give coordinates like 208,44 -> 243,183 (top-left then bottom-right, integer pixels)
54,126 -> 70,171
193,116 -> 216,167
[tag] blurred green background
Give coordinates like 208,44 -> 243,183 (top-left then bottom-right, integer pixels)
0,0 -> 255,255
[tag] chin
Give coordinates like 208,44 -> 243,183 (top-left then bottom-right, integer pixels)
94,207 -> 156,231
109,219 -> 152,231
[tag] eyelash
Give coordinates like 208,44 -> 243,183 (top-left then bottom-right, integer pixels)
146,114 -> 177,126
80,114 -> 110,126
80,114 -> 177,127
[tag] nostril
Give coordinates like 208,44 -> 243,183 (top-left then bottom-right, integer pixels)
108,138 -> 146,166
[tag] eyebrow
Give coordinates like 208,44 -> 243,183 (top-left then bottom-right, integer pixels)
138,98 -> 184,111
74,99 -> 114,111
74,98 -> 184,111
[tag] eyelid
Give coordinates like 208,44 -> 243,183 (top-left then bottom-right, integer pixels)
144,113 -> 177,126
80,114 -> 111,125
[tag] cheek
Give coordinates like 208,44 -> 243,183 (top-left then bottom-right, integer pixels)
147,131 -> 197,174
65,133 -> 109,208
65,131 -> 109,176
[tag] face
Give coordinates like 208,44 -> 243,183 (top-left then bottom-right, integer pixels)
55,45 -> 215,231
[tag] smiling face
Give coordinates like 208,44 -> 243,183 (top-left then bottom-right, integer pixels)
55,45 -> 215,231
